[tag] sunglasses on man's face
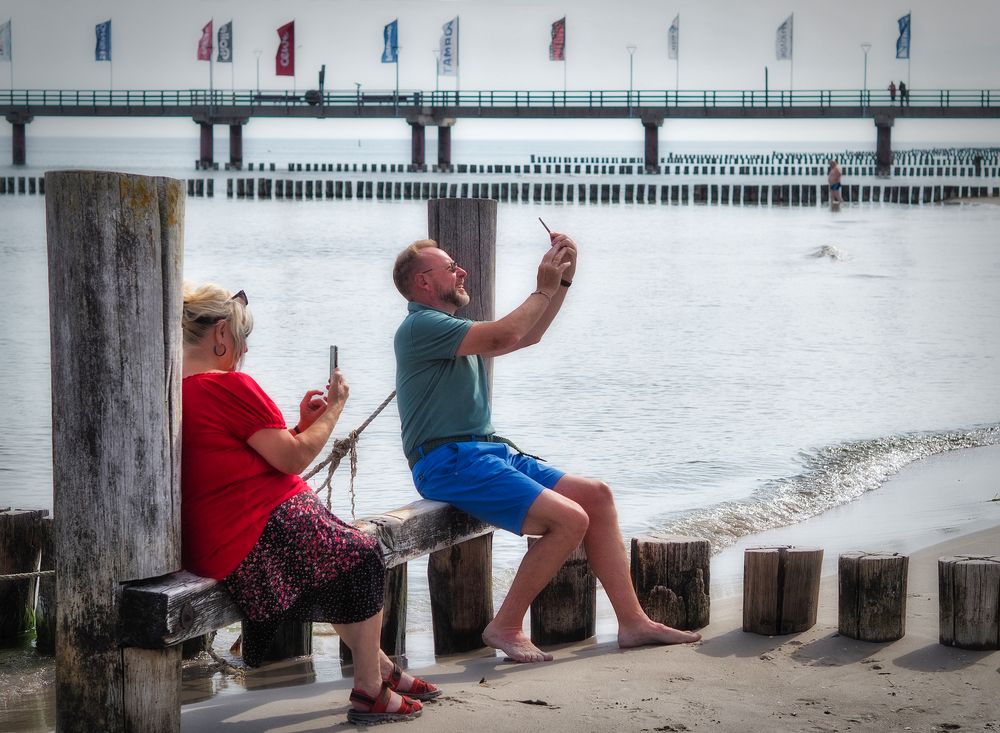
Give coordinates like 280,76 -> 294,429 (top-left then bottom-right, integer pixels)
421,261 -> 458,275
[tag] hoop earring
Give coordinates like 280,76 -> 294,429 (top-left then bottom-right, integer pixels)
214,343 -> 227,357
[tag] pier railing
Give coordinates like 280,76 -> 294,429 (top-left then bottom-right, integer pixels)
1,87 -> 997,112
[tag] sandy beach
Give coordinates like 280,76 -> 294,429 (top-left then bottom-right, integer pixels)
179,446 -> 1000,733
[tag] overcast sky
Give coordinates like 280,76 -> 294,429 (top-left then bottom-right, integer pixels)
1,0 -> 998,142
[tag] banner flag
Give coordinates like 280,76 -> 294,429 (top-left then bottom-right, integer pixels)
438,16 -> 458,76
197,21 -> 212,61
382,19 -> 398,63
896,13 -> 911,59
0,20 -> 11,62
775,14 -> 793,60
549,17 -> 566,61
276,21 -> 294,76
668,15 -> 679,60
95,20 -> 111,61
217,21 -> 233,63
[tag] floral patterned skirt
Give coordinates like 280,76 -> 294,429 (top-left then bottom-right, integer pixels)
224,490 -> 386,666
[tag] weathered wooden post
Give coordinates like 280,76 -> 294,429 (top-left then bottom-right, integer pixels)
838,551 -> 908,642
630,536 -> 710,630
529,540 -> 595,644
35,516 -> 56,654
46,170 -> 184,732
939,555 -> 1000,650
0,509 -> 47,642
425,198 -> 497,655
743,546 -> 823,635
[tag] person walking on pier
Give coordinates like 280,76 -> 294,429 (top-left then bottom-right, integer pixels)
391,235 -> 702,664
899,81 -> 908,105
888,81 -> 897,104
181,283 -> 436,725
828,159 -> 843,206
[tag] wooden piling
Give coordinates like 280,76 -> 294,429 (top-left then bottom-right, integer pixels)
0,509 -> 47,641
428,536 -> 493,655
45,171 -> 184,732
529,540 -> 596,645
36,516 -> 56,654
743,546 -> 823,635
939,555 -> 1000,650
630,536 -> 710,630
838,552 -> 908,642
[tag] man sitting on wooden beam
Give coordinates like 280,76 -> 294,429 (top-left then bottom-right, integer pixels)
391,232 -> 701,663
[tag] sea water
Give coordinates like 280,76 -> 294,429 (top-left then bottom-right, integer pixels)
1,136 -> 998,717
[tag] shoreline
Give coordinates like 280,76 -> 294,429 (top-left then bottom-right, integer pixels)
2,447 -> 997,732
178,446 -> 1000,733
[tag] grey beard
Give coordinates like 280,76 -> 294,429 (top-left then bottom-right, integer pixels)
441,287 -> 470,310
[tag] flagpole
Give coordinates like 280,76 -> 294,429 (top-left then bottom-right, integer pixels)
907,11 -> 911,90
456,16 -> 460,96
790,13 -> 794,95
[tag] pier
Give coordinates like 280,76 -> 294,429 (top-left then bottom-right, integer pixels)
2,87 -> 999,170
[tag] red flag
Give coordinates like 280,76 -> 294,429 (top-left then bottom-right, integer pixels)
197,21 -> 213,61
276,21 -> 294,76
549,17 -> 565,61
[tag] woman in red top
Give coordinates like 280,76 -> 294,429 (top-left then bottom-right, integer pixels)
182,282 -> 437,725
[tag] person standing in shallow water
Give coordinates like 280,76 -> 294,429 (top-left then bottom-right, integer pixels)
828,159 -> 843,206
392,234 -> 702,664
181,282 -> 438,725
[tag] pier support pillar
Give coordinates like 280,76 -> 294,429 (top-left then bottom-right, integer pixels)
198,121 -> 214,169
6,113 -> 33,166
228,123 -> 244,170
409,121 -> 426,172
875,114 -> 894,177
437,122 -> 454,171
642,117 -> 663,173
12,123 -> 26,166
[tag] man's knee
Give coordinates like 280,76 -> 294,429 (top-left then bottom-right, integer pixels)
525,494 -> 589,540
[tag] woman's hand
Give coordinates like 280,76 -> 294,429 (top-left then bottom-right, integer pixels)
327,368 -> 350,411
297,389 -> 328,432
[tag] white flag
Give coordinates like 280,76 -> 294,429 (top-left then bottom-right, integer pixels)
439,16 -> 458,76
668,15 -> 679,60
0,19 -> 10,62
775,14 -> 793,60
0,20 -> 11,62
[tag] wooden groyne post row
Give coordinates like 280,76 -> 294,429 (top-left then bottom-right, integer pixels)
46,170 -> 184,732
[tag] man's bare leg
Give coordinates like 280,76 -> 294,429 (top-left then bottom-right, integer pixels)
481,490 -> 589,662
551,475 -> 702,648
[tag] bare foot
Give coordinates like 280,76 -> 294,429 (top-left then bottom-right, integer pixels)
618,620 -> 702,649
482,624 -> 553,663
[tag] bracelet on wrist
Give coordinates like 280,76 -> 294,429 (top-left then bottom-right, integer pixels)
560,279 -> 572,288
532,290 -> 552,301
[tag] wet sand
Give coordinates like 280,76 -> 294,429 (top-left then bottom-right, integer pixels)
179,446 -> 1000,733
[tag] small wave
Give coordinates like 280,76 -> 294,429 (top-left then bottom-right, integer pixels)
652,424 -> 1000,553
807,245 -> 847,261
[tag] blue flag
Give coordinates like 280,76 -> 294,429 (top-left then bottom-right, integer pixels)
382,19 -> 398,63
95,19 -> 111,61
896,13 -> 910,59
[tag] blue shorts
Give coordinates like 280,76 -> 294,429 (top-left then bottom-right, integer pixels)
411,441 -> 566,535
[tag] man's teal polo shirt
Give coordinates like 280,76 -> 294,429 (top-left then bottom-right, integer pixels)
394,301 -> 494,459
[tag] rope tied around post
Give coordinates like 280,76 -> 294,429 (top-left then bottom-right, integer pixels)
301,390 -> 396,519
0,569 -> 55,580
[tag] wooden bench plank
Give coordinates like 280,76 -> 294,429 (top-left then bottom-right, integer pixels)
118,499 -> 494,648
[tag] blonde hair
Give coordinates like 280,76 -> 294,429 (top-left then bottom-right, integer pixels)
392,239 -> 439,298
182,281 -> 253,369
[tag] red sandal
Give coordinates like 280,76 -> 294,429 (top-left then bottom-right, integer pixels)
347,682 -> 422,725
385,662 -> 442,701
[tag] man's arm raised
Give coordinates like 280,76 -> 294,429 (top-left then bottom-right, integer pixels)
456,239 -> 572,358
